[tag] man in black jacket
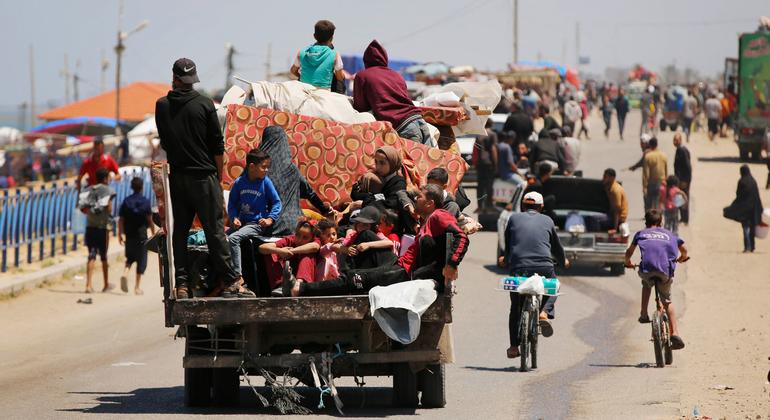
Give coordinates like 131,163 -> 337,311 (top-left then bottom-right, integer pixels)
155,58 -> 253,299
503,101 -> 534,147
673,133 -> 692,224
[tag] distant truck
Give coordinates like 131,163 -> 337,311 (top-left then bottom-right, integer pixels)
736,29 -> 770,161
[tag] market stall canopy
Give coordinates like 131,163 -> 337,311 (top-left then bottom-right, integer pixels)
38,82 -> 169,123
31,117 -> 123,137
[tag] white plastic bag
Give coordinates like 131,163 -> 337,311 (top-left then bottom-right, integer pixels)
71,208 -> 86,235
762,208 -> 770,225
757,223 -> 769,239
517,274 -> 545,295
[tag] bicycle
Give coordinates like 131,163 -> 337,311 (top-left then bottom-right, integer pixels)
499,276 -> 560,372
628,257 -> 688,368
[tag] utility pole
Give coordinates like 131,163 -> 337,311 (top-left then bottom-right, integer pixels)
100,50 -> 109,92
113,0 -> 148,134
512,0 -> 518,64
18,103 -> 28,131
61,54 -> 71,104
225,43 -> 235,90
575,22 -> 581,71
265,42 -> 272,81
29,45 -> 36,129
73,59 -> 81,102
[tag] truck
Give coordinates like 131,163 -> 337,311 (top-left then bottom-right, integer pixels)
152,216 -> 455,412
155,236 -> 455,412
736,29 -> 770,161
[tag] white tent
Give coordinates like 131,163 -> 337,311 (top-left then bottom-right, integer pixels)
127,116 -> 161,161
0,127 -> 22,146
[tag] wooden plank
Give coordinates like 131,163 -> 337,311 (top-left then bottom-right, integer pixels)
183,350 -> 442,369
171,295 -> 452,325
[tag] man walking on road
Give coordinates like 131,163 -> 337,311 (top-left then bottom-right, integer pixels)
499,191 -> 569,359
602,168 -> 629,234
155,58 -> 254,299
475,119 -> 498,212
642,137 -> 667,212
673,133 -> 692,224
704,93 -> 722,141
76,137 -> 121,190
503,101 -> 534,147
614,88 -> 630,140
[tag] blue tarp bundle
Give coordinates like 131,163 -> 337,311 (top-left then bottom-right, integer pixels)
341,55 -> 418,81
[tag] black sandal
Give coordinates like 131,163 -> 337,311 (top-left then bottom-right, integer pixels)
670,335 -> 685,350
638,315 -> 651,324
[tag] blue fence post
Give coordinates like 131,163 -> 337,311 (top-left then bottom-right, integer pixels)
50,186 -> 58,258
1,189 -> 7,272
71,185 -> 78,252
12,189 -> 21,269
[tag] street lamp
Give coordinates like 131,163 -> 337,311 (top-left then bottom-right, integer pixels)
114,19 -> 149,134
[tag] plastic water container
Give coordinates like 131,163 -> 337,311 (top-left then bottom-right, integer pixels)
673,192 -> 687,208
500,276 -> 560,295
71,209 -> 86,235
756,223 -> 769,240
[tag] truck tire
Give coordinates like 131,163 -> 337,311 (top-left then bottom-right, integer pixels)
212,368 -> 240,406
610,264 -> 625,276
418,364 -> 446,408
184,368 -> 213,407
392,363 -> 419,408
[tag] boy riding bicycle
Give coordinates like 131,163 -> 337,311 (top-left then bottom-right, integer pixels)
625,209 -> 688,350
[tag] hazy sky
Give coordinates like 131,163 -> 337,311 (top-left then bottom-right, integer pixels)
1,0 -> 767,108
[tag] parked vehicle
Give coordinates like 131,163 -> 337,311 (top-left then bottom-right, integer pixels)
735,29 -> 770,161
496,176 -> 629,275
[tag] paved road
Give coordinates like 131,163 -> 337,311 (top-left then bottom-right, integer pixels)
0,110 -> 688,419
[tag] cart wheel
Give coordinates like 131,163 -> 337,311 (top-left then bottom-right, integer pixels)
212,368 -> 240,406
392,363 -> 419,408
184,368 -> 213,407
651,313 -> 664,368
419,364 -> 446,408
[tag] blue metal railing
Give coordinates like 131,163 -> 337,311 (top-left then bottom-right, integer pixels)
0,168 -> 155,272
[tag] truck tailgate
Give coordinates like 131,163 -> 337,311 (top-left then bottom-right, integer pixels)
171,295 -> 453,325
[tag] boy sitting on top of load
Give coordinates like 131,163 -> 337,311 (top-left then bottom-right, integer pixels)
625,209 -> 689,350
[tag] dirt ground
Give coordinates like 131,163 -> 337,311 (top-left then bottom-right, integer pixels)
674,133 -> 770,419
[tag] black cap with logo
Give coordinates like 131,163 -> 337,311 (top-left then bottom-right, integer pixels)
172,58 -> 200,84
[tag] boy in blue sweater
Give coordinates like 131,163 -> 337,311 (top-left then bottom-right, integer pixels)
227,149 -> 282,280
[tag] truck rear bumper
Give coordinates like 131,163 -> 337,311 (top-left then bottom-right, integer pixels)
563,248 -> 626,264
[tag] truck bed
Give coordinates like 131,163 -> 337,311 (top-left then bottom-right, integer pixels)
170,295 -> 453,325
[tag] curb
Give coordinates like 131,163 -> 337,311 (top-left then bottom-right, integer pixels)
0,246 -> 124,297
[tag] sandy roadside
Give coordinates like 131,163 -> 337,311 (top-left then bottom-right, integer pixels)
677,135 -> 770,418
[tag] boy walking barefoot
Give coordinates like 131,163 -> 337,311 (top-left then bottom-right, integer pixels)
118,177 -> 155,295
83,169 -> 116,293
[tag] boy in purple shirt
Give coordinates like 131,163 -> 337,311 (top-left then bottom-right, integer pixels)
625,209 -> 689,350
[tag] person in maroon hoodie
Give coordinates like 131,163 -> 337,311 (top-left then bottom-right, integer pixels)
287,184 -> 468,296
353,40 -> 432,145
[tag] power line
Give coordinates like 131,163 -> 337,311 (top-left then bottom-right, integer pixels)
383,0 -> 502,46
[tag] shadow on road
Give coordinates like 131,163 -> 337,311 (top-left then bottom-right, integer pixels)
462,365 -> 521,373
588,363 -> 654,369
59,387 -> 418,417
697,156 -> 745,164
482,264 -> 507,275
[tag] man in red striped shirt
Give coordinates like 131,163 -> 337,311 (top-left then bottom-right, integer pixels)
290,184 -> 469,296
76,138 -> 121,190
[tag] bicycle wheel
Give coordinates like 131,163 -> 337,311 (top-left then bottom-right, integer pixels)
530,309 -> 539,370
519,308 -> 530,372
662,314 -> 673,365
651,312 -> 664,368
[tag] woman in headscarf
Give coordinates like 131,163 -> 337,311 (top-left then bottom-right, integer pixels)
350,145 -> 414,233
257,126 -> 333,236
723,164 -> 764,253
